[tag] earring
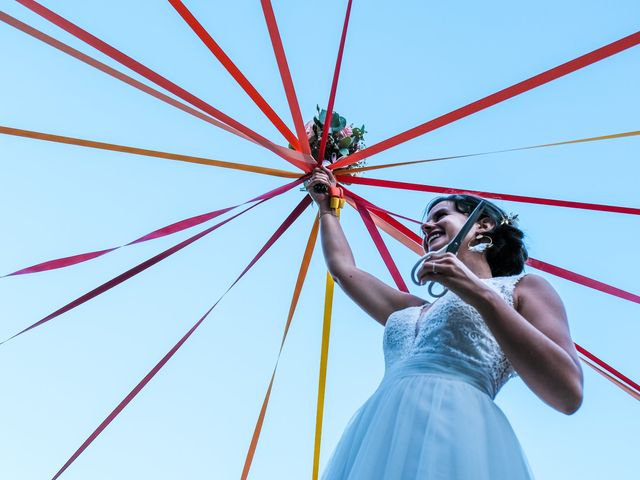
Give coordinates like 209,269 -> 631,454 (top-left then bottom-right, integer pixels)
468,234 -> 493,253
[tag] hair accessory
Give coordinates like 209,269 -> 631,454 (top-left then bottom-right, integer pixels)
500,213 -> 518,226
468,234 -> 493,253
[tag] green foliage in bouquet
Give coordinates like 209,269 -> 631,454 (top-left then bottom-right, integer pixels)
291,106 -> 367,169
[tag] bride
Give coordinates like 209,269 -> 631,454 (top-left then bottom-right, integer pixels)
307,166 -> 583,479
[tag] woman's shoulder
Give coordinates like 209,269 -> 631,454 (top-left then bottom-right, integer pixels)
512,273 -> 563,310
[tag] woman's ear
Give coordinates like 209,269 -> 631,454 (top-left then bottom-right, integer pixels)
476,216 -> 496,234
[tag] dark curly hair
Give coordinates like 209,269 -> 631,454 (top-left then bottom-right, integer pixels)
424,194 -> 528,277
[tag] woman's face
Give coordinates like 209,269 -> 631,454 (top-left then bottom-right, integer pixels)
420,200 -> 471,252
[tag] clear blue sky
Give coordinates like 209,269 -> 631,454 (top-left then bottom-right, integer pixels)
1,1 -> 639,479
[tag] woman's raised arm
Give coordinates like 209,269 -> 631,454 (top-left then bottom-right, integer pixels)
307,167 -> 425,325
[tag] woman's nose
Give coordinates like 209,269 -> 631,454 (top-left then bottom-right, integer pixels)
420,222 -> 432,236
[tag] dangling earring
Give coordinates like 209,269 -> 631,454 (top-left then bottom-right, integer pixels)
468,234 -> 493,253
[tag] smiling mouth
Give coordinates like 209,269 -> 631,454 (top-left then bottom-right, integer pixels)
428,232 -> 444,245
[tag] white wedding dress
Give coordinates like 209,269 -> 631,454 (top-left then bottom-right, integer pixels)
321,274 -> 535,479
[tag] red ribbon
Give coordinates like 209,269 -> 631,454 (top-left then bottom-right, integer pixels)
338,175 -> 640,216
353,200 -> 409,292
168,0 -> 300,149
317,0 -> 354,164
331,30 -> 640,169
17,0 -> 313,171
48,196 -> 312,480
260,0 -> 311,156
526,258 -> 640,305
2,180 -> 303,344
575,344 -> 640,394
3,179 -> 302,277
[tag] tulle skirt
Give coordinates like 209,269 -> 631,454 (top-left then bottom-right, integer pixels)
321,354 -> 535,479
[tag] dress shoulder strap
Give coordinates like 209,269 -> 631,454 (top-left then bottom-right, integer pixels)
487,272 -> 528,307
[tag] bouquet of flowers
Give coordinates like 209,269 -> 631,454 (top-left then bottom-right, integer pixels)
297,106 -> 367,169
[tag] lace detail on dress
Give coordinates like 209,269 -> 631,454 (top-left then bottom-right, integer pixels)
383,273 -> 526,397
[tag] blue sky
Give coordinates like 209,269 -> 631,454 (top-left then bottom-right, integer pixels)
1,1 -> 639,479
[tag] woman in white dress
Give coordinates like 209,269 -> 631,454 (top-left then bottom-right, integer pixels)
307,166 -> 584,479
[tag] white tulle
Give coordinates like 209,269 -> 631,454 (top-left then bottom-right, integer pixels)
321,274 -> 535,479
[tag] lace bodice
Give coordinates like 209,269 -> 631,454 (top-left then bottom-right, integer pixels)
383,274 -> 526,398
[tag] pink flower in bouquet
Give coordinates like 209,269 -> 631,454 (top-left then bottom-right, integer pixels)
337,125 -> 352,139
304,120 -> 315,140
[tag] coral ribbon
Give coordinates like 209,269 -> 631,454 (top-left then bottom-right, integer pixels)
0,126 -> 299,179
1,180 -> 303,343
16,0 -> 313,171
338,175 -> 640,216
580,355 -> 640,401
337,130 -> 640,174
260,0 -> 311,155
48,196 -> 312,480
330,31 -> 640,169
0,12 -> 252,143
241,215 -> 319,479
313,272 -> 335,480
317,0 -> 354,164
2,178 -> 302,277
575,345 -> 640,394
168,0 -> 300,149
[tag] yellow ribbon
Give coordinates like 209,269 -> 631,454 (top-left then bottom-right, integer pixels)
313,271 -> 335,479
0,126 -> 300,179
240,216 -> 320,479
335,130 -> 640,174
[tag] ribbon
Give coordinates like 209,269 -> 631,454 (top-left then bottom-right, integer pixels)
336,130 -> 640,174
49,196 -> 312,480
16,0 -> 314,171
260,0 -> 311,156
168,0 -> 300,149
330,31 -> 640,169
338,175 -> 640,216
526,258 -> 640,305
312,272 -> 335,480
0,126 -> 299,179
1,180 -> 303,343
3,178 -> 303,277
580,354 -> 640,401
575,344 -> 640,394
0,13 -> 254,142
317,0 -> 354,164
241,215 -> 319,479
353,200 -> 410,292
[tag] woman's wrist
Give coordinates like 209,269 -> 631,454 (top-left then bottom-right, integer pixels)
319,209 -> 338,218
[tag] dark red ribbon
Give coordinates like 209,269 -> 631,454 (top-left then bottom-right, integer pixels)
3,179 -> 302,277
526,258 -> 640,305
49,196 -> 312,480
353,199 -> 409,292
331,30 -> 640,169
575,344 -> 640,394
1,179 -> 303,344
